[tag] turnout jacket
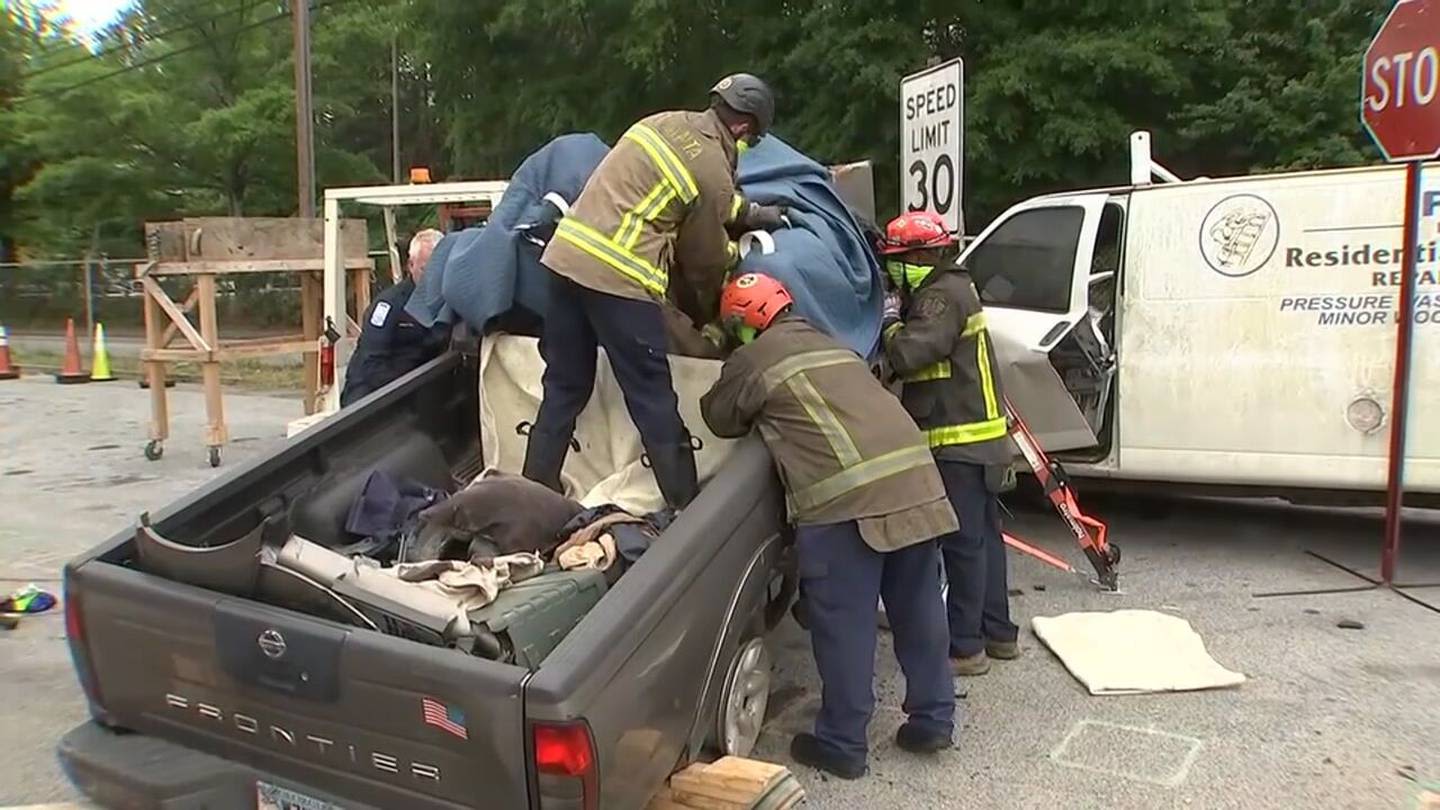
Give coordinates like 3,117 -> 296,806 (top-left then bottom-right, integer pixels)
543,109 -> 744,323
701,316 -> 957,552
883,264 -> 1014,466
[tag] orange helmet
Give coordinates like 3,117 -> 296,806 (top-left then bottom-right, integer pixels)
882,211 -> 953,255
719,272 -> 794,335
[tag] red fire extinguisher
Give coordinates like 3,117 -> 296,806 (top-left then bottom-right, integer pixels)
320,317 -> 341,388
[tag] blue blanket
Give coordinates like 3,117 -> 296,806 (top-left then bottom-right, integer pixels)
408,133 -> 882,357
733,137 -> 884,357
406,133 -> 611,328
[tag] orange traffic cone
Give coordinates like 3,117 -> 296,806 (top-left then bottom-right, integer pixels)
0,325 -> 19,380
54,318 -> 90,385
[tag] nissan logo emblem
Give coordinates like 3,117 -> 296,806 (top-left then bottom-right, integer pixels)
257,629 -> 287,660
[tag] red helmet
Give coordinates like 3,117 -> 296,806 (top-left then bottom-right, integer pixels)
719,272 -> 794,332
882,211 -> 953,255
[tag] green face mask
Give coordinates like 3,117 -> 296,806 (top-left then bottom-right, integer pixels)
734,324 -> 758,345
886,261 -> 935,292
736,139 -> 751,156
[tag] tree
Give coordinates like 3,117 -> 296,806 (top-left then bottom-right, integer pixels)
1175,0 -> 1388,175
412,0 -> 1385,229
0,6 -> 42,262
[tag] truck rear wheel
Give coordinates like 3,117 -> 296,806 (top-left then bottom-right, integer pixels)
715,636 -> 771,758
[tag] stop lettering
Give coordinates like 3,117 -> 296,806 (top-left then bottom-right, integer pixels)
1362,0 -> 1440,161
1366,47 -> 1440,111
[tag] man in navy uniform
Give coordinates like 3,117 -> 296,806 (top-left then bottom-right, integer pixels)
341,229 -> 448,406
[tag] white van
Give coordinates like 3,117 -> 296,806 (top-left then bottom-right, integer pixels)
970,134 -> 1440,505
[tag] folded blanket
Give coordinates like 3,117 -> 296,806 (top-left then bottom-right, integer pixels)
382,553 -> 545,614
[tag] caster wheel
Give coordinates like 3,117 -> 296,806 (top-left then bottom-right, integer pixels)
144,440 -> 164,461
208,447 -> 221,468
1106,543 -> 1122,566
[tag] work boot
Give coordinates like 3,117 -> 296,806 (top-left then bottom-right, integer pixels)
789,733 -> 866,780
521,428 -> 571,494
646,439 -> 699,509
895,722 -> 952,754
986,639 -> 1021,660
950,652 -> 991,677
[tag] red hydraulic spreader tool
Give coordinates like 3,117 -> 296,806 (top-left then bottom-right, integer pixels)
1002,395 -> 1120,591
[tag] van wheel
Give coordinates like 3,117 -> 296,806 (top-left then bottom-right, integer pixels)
715,636 -> 772,758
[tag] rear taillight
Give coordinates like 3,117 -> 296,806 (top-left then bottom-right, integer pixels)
62,575 -> 109,723
533,721 -> 598,810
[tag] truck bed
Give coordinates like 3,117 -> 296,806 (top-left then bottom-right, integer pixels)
60,346 -> 792,810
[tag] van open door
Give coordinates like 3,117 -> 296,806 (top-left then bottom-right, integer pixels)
958,193 -> 1121,452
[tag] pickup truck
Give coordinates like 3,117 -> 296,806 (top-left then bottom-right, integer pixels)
56,332 -> 797,810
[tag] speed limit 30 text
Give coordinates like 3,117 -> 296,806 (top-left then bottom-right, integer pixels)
905,83 -> 959,150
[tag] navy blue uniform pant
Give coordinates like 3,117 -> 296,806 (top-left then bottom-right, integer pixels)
937,460 -> 1019,657
530,271 -> 687,453
796,520 -> 954,764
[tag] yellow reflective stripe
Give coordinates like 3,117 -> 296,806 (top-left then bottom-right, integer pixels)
787,373 -> 862,467
555,218 -> 667,295
977,331 -> 1000,420
926,417 -> 1009,448
729,193 -> 745,223
902,360 -> 951,383
616,180 -> 670,249
883,321 -> 903,342
963,312 -> 987,337
625,124 -> 698,203
760,349 -> 858,394
792,444 -> 935,512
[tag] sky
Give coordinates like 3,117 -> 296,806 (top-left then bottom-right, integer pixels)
39,0 -> 134,38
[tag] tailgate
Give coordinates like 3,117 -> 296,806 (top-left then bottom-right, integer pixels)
75,559 -> 529,809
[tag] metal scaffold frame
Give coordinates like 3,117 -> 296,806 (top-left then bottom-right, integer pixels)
319,181 -> 509,413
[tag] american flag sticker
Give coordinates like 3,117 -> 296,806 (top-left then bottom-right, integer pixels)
421,697 -> 469,740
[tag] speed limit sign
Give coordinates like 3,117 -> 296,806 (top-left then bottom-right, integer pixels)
900,59 -> 964,235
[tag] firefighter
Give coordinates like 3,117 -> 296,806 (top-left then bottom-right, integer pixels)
701,272 -> 957,780
340,229 -> 447,407
880,211 -> 1021,676
522,73 -> 785,509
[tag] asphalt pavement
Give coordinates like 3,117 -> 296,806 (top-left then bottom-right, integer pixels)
2,375 -> 1438,809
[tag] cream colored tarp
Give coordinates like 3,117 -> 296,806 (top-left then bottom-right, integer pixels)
478,334 -> 739,514
1032,609 -> 1247,696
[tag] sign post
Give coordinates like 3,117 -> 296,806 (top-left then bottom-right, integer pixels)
1360,0 -> 1440,585
900,59 -> 964,235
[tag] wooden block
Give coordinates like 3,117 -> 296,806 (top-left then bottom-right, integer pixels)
145,221 -> 189,261
668,757 -> 789,808
753,775 -> 805,810
643,793 -> 697,810
143,218 -> 369,261
184,217 -> 369,260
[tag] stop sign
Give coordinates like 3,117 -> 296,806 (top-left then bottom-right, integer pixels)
1364,0 -> 1440,161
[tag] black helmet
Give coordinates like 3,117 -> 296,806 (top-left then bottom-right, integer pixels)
710,73 -> 775,136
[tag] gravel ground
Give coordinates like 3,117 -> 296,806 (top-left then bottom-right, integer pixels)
2,374 -> 1437,809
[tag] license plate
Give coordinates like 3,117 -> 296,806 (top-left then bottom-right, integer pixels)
256,780 -> 343,810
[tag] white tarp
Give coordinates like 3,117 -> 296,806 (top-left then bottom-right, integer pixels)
478,334 -> 740,515
1032,609 -> 1247,696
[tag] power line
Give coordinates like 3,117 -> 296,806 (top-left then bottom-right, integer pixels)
12,1 -> 353,108
16,0 -> 259,83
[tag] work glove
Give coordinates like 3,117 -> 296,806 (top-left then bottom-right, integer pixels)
882,291 -> 904,331
700,323 -> 727,350
742,203 -> 790,232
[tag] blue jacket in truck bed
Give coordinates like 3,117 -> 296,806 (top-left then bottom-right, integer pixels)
406,133 -> 884,357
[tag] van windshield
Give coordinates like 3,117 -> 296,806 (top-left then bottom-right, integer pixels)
965,206 -> 1084,313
